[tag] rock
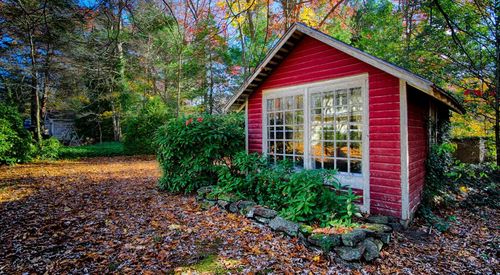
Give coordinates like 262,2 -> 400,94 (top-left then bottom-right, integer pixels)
299,224 -> 314,237
389,222 -> 404,232
244,206 -> 256,218
341,229 -> 366,247
334,244 -> 365,261
268,216 -> 299,237
252,206 -> 277,219
197,186 -> 214,198
366,237 -> 383,252
254,216 -> 271,224
207,191 -> 221,201
217,200 -> 230,209
217,193 -> 239,203
228,202 -> 239,213
308,234 -> 341,252
236,201 -> 257,216
367,215 -> 389,224
199,200 -> 216,210
376,232 -> 391,244
360,223 -> 392,237
361,239 -> 380,261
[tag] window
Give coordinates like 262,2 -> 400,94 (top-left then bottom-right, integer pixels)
263,75 -> 368,187
310,87 -> 363,174
266,92 -> 305,167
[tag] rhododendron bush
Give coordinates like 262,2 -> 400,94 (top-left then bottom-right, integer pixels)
156,114 -> 244,193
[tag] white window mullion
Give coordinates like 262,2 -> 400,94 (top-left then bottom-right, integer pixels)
303,87 -> 311,169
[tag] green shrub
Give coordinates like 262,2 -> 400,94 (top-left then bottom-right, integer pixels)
0,103 -> 34,164
156,113 -> 244,193
36,137 -> 61,160
123,100 -> 170,155
59,142 -> 126,159
214,152 -> 361,225
423,142 -> 457,208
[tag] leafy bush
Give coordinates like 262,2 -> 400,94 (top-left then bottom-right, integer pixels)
36,137 -> 61,160
156,114 -> 244,193
0,103 -> 34,164
59,142 -> 126,159
215,152 -> 360,225
422,142 -> 457,208
123,100 -> 170,155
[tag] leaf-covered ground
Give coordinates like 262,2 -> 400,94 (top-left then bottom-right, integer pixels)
0,157 -> 498,274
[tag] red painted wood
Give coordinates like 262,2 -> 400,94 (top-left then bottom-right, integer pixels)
246,36 -> 402,217
407,88 -> 429,215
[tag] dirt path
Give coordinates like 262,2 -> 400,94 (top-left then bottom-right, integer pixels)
0,157 -> 497,274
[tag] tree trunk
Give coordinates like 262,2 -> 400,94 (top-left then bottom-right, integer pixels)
495,0 -> 500,166
28,31 -> 42,143
176,52 -> 182,117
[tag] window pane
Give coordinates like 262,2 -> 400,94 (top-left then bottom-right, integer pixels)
295,95 -> 303,109
276,127 -> 283,139
276,141 -> 284,154
349,130 -> 362,141
293,131 -> 303,140
312,157 -> 322,169
311,127 -> 322,141
324,142 -> 335,157
268,141 -> 275,154
350,87 -> 362,105
312,94 -> 322,108
336,123 -> 348,140
324,131 -> 335,141
350,160 -> 362,174
267,113 -> 274,125
324,158 -> 335,169
285,96 -> 294,110
337,159 -> 348,172
294,141 -> 304,154
350,142 -> 362,159
336,89 -> 348,106
350,114 -> 362,123
267,99 -> 274,111
285,141 -> 294,154
276,112 -> 283,124
268,127 -> 274,139
275,98 -> 282,110
311,140 -> 322,156
285,111 -> 293,125
323,93 -> 334,107
337,142 -> 348,157
295,110 -> 304,124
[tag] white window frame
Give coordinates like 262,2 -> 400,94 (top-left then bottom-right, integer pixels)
262,74 -> 370,195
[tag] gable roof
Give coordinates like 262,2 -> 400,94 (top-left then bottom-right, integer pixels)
224,22 -> 464,114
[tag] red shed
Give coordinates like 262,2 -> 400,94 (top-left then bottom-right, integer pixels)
225,23 -> 464,221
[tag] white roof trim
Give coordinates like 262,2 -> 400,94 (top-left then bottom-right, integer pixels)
224,23 -> 463,114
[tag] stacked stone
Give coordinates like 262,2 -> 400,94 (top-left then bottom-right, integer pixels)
197,186 -> 398,262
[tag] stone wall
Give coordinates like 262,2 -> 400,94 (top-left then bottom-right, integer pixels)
197,186 -> 400,262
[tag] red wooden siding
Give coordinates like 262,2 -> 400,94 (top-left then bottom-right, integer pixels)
247,36 -> 402,217
407,88 -> 429,215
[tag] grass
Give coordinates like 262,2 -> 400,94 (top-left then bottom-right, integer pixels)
58,142 -> 127,159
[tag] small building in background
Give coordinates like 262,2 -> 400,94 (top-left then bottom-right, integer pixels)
45,111 -> 81,145
452,137 -> 487,163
